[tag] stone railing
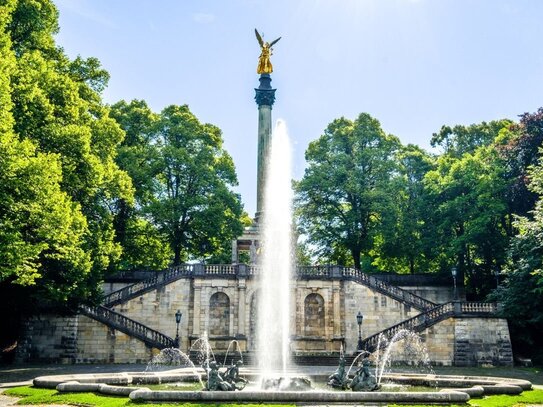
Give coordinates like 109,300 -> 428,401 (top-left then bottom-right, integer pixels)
461,302 -> 498,314
204,264 -> 238,275
103,264 -> 195,307
361,301 -> 499,352
340,267 -> 436,311
297,265 -> 332,277
80,305 -> 175,350
103,264 -> 435,311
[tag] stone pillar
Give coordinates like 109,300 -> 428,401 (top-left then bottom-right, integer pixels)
238,279 -> 246,336
332,283 -> 342,337
192,283 -> 202,336
254,73 -> 276,222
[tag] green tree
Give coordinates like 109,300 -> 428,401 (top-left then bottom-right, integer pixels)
0,0 -> 96,358
431,120 -> 512,158
0,0 -> 134,313
110,99 -> 159,206
147,105 -> 244,264
0,0 -> 91,301
109,100 -> 171,270
424,144 -> 510,298
489,152 -> 543,363
373,144 -> 437,274
497,109 -> 543,216
295,113 -> 401,270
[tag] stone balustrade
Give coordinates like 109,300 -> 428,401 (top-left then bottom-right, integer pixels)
361,301 -> 500,352
80,305 -> 175,349
104,264 -> 437,312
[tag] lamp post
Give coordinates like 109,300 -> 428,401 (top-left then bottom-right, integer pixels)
451,266 -> 458,300
174,310 -> 182,348
356,311 -> 364,353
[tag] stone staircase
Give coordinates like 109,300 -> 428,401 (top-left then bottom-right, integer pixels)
338,267 -> 435,311
361,301 -> 499,352
80,305 -> 175,349
87,264 -> 439,352
82,264 -> 498,359
103,264 -> 197,307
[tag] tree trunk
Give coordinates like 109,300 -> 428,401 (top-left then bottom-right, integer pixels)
352,250 -> 361,271
173,244 -> 181,266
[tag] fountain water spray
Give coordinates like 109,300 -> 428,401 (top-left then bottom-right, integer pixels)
257,120 -> 293,377
190,331 -> 215,367
223,340 -> 243,367
145,348 -> 205,388
372,329 -> 435,385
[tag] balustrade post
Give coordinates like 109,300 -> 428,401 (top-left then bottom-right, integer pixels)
453,301 -> 461,316
331,265 -> 342,279
237,264 -> 248,277
194,264 -> 205,276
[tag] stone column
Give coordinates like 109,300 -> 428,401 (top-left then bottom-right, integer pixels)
332,283 -> 342,337
192,283 -> 202,336
254,73 -> 276,222
238,279 -> 246,336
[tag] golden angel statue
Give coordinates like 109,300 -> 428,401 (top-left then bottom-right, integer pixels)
255,29 -> 281,74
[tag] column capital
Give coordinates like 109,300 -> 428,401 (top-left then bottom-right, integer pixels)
255,74 -> 276,107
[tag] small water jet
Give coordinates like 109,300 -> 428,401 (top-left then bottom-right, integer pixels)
222,339 -> 243,367
145,347 -> 204,388
189,332 -> 215,367
372,329 -> 435,385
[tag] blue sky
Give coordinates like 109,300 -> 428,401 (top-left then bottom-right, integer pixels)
54,0 -> 543,217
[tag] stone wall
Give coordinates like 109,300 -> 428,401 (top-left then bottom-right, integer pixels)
453,318 -> 513,367
15,314 -> 155,364
353,318 -> 512,367
292,279 -> 343,353
423,318 -> 455,366
16,314 -> 78,364
343,281 -> 419,354
400,286 -> 457,304
76,315 -> 153,364
15,275 -> 513,367
113,278 -> 193,351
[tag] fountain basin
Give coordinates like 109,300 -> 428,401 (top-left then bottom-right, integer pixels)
31,368 -> 534,405
128,388 -> 469,403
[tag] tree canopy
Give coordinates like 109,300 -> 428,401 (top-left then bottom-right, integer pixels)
0,0 -> 246,320
295,113 -> 401,270
1,0 -> 131,309
111,101 -> 245,266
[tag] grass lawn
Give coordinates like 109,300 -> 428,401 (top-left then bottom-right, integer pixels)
4,386 -> 543,407
467,388 -> 543,406
3,386 -> 295,407
391,389 -> 543,407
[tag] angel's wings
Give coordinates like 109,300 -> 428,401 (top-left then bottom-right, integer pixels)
269,37 -> 281,47
255,29 -> 264,47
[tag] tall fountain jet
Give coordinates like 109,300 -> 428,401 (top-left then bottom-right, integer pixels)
257,120 -> 293,376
